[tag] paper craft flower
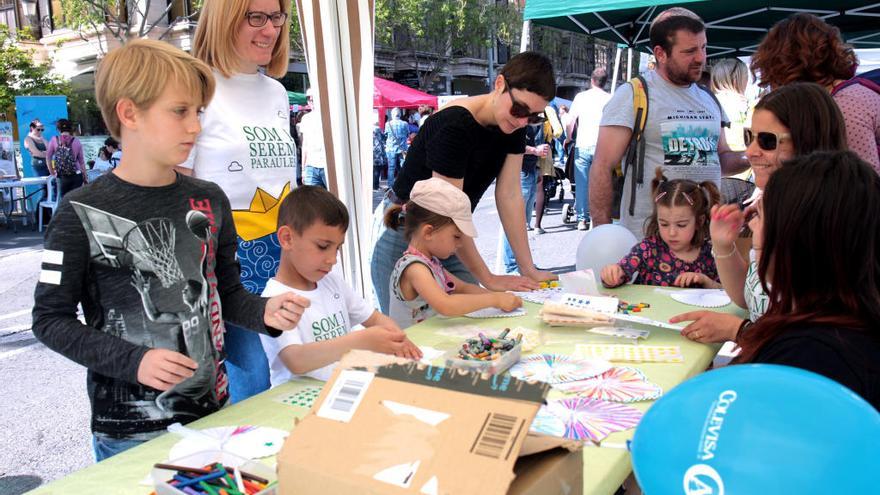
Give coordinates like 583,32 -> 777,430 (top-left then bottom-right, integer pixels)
531,397 -> 643,442
508,354 -> 611,384
552,367 -> 662,402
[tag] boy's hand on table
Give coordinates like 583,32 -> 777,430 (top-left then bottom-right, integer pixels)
137,349 -> 197,391
398,338 -> 423,360
360,326 -> 409,356
264,292 -> 311,330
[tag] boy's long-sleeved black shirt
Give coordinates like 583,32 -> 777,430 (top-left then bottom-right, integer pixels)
32,172 -> 278,440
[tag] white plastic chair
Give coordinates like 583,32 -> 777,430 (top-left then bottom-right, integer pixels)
39,177 -> 60,232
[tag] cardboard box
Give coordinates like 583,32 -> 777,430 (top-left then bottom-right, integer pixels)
278,350 -> 583,495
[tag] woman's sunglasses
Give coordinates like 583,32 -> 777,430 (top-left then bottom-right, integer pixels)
744,130 -> 791,151
35,127 -> 44,131
503,77 -> 545,123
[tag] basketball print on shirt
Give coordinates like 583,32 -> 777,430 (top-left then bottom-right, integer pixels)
69,201 -> 226,424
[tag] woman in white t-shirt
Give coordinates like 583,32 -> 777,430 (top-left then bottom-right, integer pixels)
710,58 -> 750,153
176,0 -> 296,403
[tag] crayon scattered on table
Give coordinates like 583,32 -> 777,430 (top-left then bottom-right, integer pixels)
618,301 -> 650,314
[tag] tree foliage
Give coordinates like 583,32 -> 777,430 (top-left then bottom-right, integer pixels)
0,26 -> 71,112
375,0 -> 522,90
55,0 -> 202,46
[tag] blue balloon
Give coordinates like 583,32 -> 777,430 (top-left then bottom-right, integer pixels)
631,364 -> 880,494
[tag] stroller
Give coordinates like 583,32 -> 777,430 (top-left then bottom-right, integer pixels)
559,136 -> 577,224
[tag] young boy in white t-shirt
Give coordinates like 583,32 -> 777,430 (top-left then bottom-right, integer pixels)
260,186 -> 422,384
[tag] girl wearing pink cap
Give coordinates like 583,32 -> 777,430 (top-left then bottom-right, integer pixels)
384,178 -> 523,328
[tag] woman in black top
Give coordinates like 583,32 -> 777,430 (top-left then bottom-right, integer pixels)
735,151 -> 880,409
371,52 -> 557,313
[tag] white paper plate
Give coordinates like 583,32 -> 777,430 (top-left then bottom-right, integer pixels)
464,307 -> 527,318
670,289 -> 732,308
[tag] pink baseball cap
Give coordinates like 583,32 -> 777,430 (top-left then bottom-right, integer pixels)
409,178 -> 478,238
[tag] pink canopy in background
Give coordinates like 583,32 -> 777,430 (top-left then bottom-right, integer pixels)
374,77 -> 437,128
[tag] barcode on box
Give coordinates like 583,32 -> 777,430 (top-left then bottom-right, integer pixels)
316,370 -> 374,422
471,412 -> 523,460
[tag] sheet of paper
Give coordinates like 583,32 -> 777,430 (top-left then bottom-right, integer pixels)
418,346 -> 445,364
575,344 -> 684,363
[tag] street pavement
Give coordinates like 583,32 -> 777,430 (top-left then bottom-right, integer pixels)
0,179 -> 583,494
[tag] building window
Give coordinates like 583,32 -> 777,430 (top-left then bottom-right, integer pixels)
167,0 -> 190,24
0,0 -> 16,35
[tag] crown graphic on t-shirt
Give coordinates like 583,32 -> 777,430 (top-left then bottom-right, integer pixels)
231,182 -> 291,241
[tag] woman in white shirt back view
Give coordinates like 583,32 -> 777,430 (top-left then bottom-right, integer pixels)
710,58 -> 750,153
176,0 -> 297,403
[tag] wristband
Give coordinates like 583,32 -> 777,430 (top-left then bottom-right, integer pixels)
711,243 -> 737,259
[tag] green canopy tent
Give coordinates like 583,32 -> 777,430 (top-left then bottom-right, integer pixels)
287,91 -> 308,106
524,0 -> 880,58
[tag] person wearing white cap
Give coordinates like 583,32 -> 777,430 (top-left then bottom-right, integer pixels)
383,178 -> 523,328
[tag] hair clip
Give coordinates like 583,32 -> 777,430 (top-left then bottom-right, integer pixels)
654,191 -> 668,203
681,192 -> 694,206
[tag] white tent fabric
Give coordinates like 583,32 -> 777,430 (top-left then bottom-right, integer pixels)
295,0 -> 375,297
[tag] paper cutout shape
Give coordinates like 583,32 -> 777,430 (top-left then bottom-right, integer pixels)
381,400 -> 450,426
276,386 -> 322,409
373,460 -> 420,488
168,425 -> 288,460
465,307 -> 527,318
512,286 -> 563,304
575,344 -> 684,363
531,397 -> 643,442
420,476 -> 439,495
508,354 -> 611,384
670,289 -> 732,308
231,182 -> 291,241
552,366 -> 662,402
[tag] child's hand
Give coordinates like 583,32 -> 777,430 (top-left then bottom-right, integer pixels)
709,204 -> 745,249
601,264 -> 627,287
673,272 -> 711,288
399,337 -> 423,361
360,326 -> 408,356
493,293 -> 523,312
137,348 -> 197,391
264,292 -> 311,330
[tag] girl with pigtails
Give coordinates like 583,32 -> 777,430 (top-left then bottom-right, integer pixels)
601,168 -> 722,288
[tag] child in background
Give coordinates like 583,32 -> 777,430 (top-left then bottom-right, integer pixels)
385,178 -> 523,328
601,169 -> 722,288
260,186 -> 422,385
32,39 -> 305,462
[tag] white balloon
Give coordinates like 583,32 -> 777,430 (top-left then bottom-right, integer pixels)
575,224 -> 639,276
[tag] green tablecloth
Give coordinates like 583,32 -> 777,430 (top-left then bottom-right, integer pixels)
30,285 -> 745,495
